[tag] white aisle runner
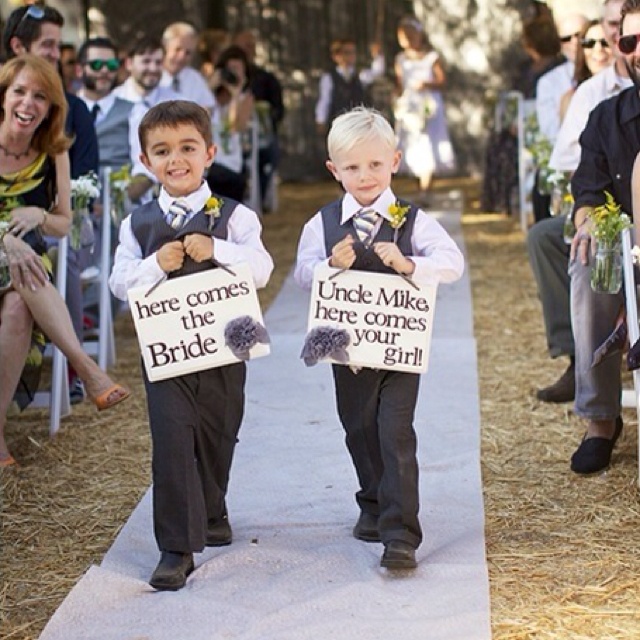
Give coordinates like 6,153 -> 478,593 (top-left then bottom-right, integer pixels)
39,199 -> 491,640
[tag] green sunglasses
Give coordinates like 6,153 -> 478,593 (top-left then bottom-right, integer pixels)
86,58 -> 120,72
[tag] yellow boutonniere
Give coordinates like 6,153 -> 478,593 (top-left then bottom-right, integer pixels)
388,202 -> 410,230
204,196 -> 223,231
388,201 -> 410,242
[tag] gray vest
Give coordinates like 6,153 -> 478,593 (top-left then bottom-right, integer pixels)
131,196 -> 237,279
96,98 -> 134,169
320,198 -> 418,274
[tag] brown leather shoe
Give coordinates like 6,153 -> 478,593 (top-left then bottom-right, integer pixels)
380,541 -> 417,570
149,551 -> 194,591
352,512 -> 380,542
206,517 -> 232,547
536,361 -> 575,403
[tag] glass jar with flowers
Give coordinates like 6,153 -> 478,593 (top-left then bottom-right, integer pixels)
70,171 -> 100,250
109,164 -> 131,228
588,191 -> 631,294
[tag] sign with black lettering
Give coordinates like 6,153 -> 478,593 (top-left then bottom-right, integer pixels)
307,265 -> 438,373
127,263 -> 269,381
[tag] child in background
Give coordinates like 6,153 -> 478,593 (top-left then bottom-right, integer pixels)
294,106 -> 464,569
109,100 -> 273,590
315,37 -> 385,135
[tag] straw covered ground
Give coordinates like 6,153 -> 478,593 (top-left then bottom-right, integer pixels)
2,177 -> 640,639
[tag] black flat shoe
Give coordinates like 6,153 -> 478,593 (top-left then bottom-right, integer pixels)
570,417 -> 623,475
206,517 -> 232,547
380,541 -> 417,570
149,551 -> 194,591
352,512 -> 380,542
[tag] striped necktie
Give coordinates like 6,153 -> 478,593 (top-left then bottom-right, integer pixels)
166,199 -> 191,230
353,208 -> 379,246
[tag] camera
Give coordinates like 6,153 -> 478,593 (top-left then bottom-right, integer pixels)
220,67 -> 239,86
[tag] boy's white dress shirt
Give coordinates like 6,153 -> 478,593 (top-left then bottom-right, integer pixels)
294,187 -> 464,290
109,181 -> 274,300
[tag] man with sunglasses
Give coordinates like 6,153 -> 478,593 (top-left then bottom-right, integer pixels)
559,0 -> 640,474
536,12 -> 590,143
77,37 -> 135,173
3,4 -> 100,404
528,0 -> 628,407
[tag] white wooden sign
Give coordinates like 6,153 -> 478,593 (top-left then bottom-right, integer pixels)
128,263 -> 269,382
306,264 -> 438,374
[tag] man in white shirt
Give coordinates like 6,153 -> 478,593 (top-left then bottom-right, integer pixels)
160,22 -> 214,114
113,36 -> 182,202
536,12 -> 590,143
527,0 -> 626,404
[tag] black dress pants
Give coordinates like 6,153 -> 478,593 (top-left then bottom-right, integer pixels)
332,365 -> 422,548
143,362 -> 246,553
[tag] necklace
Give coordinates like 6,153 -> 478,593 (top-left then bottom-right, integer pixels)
0,141 -> 31,160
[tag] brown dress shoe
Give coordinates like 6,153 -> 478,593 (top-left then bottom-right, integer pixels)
352,512 -> 380,542
536,361 -> 575,403
380,541 -> 417,570
149,551 -> 194,591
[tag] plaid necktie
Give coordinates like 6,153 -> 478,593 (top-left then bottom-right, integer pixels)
352,208 -> 379,246
165,199 -> 191,230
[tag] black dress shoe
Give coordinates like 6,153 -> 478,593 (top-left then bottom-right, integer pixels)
536,361 -> 575,403
206,517 -> 232,547
380,541 -> 417,570
570,417 -> 623,475
149,551 -> 194,591
352,512 -> 380,542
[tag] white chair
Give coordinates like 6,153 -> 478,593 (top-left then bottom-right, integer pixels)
620,227 -> 640,485
493,90 -> 534,232
30,235 -> 71,437
82,166 -> 115,370
244,117 -> 262,215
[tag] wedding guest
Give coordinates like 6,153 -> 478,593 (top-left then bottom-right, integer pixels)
0,55 -> 129,467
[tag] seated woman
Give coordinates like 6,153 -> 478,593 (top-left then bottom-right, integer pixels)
558,19 -> 612,122
207,45 -> 255,202
0,55 -> 130,467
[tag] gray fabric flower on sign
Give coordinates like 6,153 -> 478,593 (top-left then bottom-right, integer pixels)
300,326 -> 350,367
224,315 -> 270,360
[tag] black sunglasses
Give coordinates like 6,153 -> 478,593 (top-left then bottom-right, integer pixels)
581,38 -> 609,49
559,31 -> 580,43
86,58 -> 120,72
19,5 -> 45,24
618,33 -> 640,54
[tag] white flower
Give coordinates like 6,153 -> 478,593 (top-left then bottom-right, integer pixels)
631,245 -> 640,264
71,171 -> 100,209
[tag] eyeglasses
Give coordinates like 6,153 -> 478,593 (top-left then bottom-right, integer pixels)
581,38 -> 609,49
559,32 -> 581,43
86,58 -> 120,72
618,33 -> 640,54
18,5 -> 45,25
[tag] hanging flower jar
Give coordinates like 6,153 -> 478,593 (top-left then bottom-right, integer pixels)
588,192 -> 630,294
70,172 -> 100,251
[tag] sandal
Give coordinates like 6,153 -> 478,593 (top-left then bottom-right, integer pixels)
0,454 -> 17,468
92,384 -> 131,411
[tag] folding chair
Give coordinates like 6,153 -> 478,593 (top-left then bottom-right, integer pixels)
30,235 -> 71,437
244,117 -> 262,215
620,226 -> 640,484
82,166 -> 116,370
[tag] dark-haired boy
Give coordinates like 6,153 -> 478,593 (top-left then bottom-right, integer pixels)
110,100 -> 273,590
